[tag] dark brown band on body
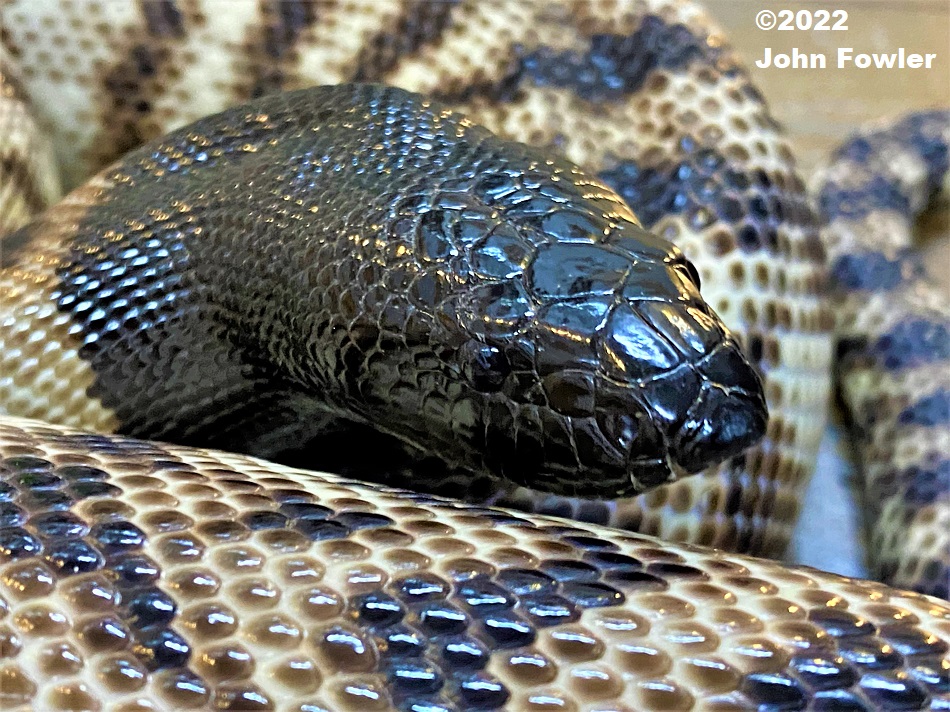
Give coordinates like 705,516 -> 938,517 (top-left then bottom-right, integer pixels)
0,152 -> 48,218
351,0 -> 460,82
244,0 -> 323,99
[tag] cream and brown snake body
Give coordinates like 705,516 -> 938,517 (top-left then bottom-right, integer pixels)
0,1 -> 947,710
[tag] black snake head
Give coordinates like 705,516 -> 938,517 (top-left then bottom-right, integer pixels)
324,89 -> 770,498
431,192 -> 769,498
42,85 -> 767,501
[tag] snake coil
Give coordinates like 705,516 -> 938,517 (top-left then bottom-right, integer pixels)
0,1 -> 947,710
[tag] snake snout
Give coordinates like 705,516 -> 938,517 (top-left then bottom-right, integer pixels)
668,340 -> 769,474
498,256 -> 768,497
566,229 -> 769,480
594,289 -> 768,481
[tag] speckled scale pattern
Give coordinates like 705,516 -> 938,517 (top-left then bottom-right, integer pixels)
0,45 -> 61,235
0,0 -> 943,707
0,416 -> 948,711
813,111 -> 950,598
0,0 -> 831,561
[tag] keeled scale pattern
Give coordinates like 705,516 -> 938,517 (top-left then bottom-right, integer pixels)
0,416 -> 948,711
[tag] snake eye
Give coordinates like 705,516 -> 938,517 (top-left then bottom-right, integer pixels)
681,261 -> 702,290
460,342 -> 510,393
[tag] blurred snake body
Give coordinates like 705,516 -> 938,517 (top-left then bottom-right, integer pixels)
0,1 -> 948,710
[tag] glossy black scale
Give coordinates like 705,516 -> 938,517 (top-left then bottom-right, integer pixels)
457,673 -> 510,708
386,660 -> 445,695
789,654 -> 859,691
0,527 -> 42,559
127,588 -> 178,628
113,555 -> 161,585
457,579 -> 514,613
441,637 -> 489,670
0,502 -> 27,527
382,626 -> 427,658
811,690 -> 873,711
480,612 -> 536,648
418,603 -> 469,636
4,456 -> 55,473
741,672 -> 807,709
0,455 -> 196,678
90,521 -> 147,553
135,627 -> 191,671
860,672 -> 930,709
356,593 -> 406,628
495,568 -> 556,595
519,594 -> 578,626
45,539 -> 104,574
16,83 -> 769,499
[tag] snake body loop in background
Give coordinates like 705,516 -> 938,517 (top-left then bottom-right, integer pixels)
0,1 -> 948,710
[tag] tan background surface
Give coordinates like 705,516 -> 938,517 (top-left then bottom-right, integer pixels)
713,0 -> 950,279
707,0 -> 950,172
702,1 -> 949,574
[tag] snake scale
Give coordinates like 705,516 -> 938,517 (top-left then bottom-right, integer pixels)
0,1 -> 948,710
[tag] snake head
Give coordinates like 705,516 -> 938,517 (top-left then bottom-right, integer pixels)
376,156 -> 769,499
447,215 -> 768,498
219,85 -> 767,500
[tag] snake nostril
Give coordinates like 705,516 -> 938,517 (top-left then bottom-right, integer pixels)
674,366 -> 769,474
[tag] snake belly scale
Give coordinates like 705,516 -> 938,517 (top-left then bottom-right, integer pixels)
0,1 -> 948,711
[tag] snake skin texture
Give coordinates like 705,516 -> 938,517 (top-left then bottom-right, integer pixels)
814,111 -> 950,599
0,0 -> 948,710
0,416 -> 948,711
0,46 -> 61,236
1,84 -> 770,501
1,0 -> 831,559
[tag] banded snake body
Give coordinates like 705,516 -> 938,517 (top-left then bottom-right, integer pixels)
0,1 -> 948,710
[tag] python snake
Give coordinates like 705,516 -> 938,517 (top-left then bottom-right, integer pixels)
0,1 -> 948,710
